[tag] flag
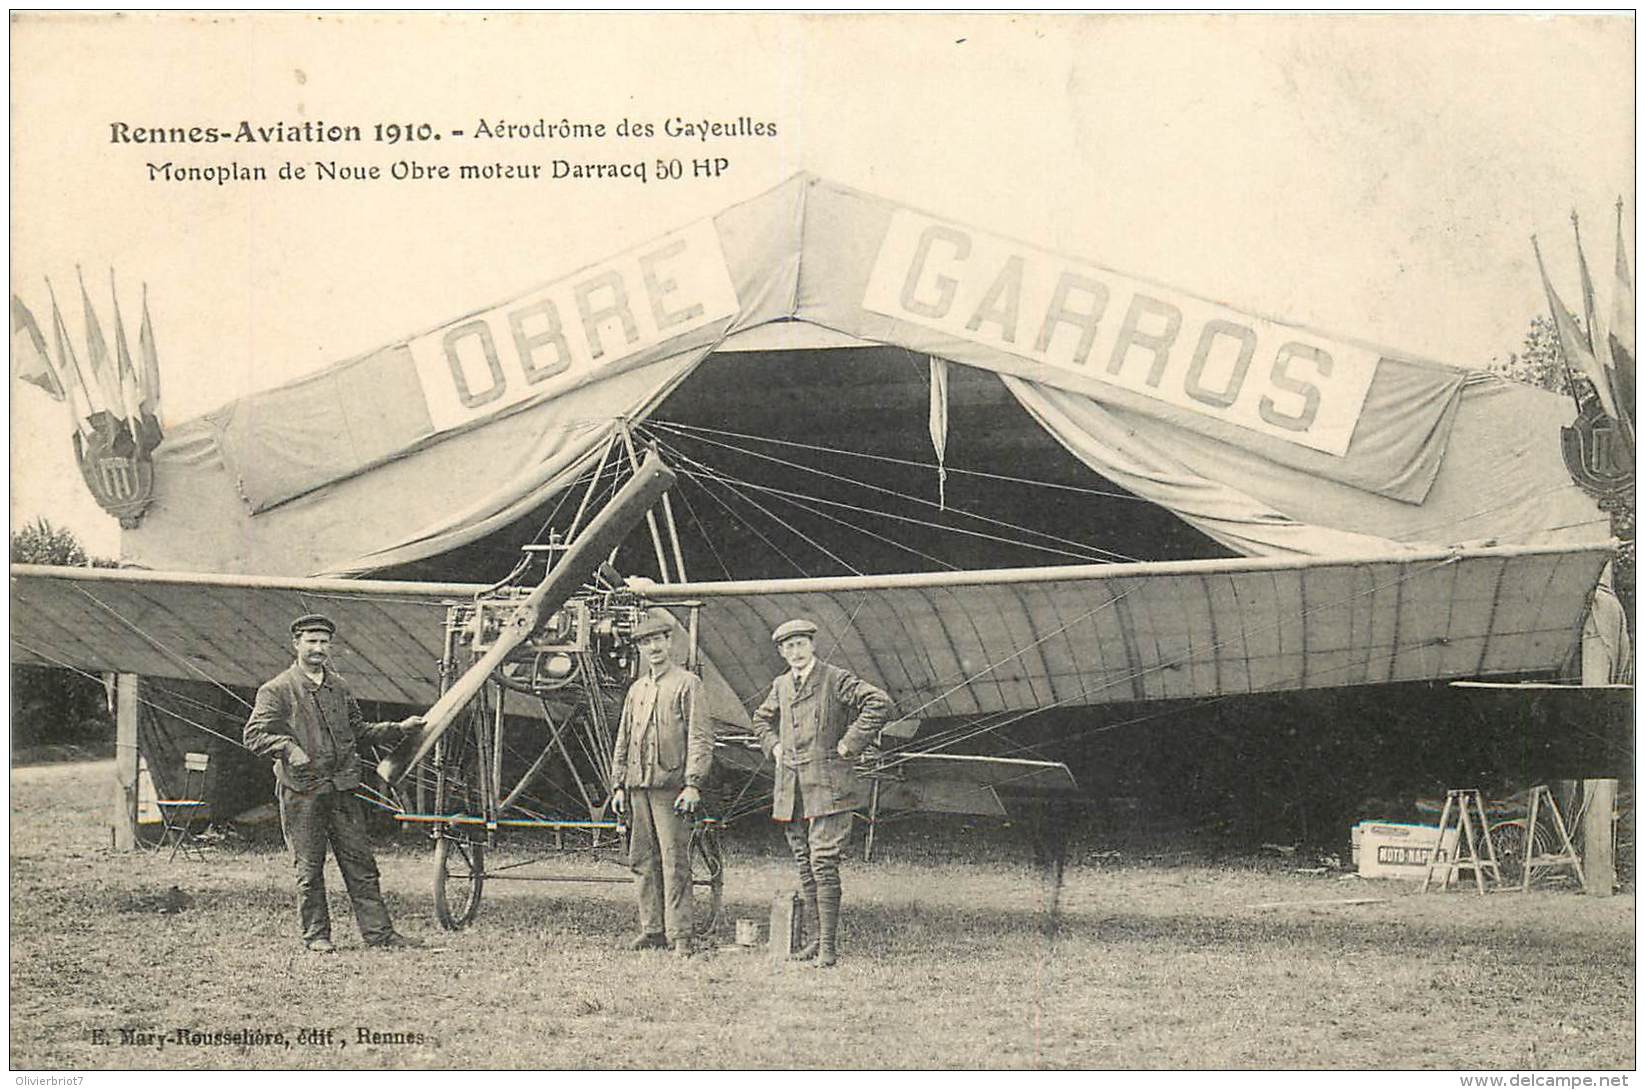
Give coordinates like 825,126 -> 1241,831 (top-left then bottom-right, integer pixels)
109,272 -> 146,428
77,267 -> 123,414
928,356 -> 950,509
1608,201 -> 1635,442
46,282 -> 95,438
1574,212 -> 1603,355
1533,235 -> 1621,422
1573,212 -> 1631,449
11,295 -> 64,400
137,284 -> 164,431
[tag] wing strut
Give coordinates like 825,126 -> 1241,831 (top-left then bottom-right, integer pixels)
377,451 -> 676,785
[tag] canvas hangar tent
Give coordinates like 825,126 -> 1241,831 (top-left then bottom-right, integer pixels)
12,174 -> 1627,828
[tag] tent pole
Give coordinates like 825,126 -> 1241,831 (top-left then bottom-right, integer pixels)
617,421 -> 672,583
660,493 -> 688,583
565,433 -> 615,545
112,673 -> 140,851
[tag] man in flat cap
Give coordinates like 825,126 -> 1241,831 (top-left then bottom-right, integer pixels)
752,619 -> 890,967
244,613 -> 427,953
610,610 -> 714,957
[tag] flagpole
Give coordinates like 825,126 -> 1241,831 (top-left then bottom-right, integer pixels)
1572,210 -> 1599,354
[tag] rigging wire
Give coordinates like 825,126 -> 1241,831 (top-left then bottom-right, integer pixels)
679,446 -> 858,576
891,584 -> 1141,726
656,437 -> 1133,719
676,462 -> 813,578
678,461 -> 1115,566
645,420 -> 1138,564
663,454 -> 735,582
12,638 -> 254,753
880,555 -> 1467,769
658,442 -> 963,573
68,585 -> 256,712
990,627 -> 1510,761
652,419 -> 1153,503
712,622 -> 1523,827
528,432 -> 611,547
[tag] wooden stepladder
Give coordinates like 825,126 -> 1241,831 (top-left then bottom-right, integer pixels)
1420,789 -> 1503,894
1516,785 -> 1587,892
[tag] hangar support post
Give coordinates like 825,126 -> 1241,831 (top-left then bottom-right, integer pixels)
112,673 -> 140,851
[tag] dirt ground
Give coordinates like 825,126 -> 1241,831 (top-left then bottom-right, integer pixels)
8,760 -> 1635,1071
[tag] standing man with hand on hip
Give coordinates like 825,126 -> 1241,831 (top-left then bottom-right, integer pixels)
610,610 -> 714,958
752,619 -> 890,968
244,613 -> 427,954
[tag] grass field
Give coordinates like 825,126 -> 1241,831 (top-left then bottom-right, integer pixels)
9,760 -> 1635,1071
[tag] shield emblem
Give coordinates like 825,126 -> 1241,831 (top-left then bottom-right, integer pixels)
1561,399 -> 1635,502
75,426 -> 157,528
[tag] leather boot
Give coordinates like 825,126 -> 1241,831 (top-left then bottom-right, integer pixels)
791,888 -> 820,960
814,882 -> 841,968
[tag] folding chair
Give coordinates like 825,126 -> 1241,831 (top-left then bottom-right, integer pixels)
154,751 -> 210,861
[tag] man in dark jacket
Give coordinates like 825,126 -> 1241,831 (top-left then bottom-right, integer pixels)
751,618 -> 890,967
610,611 -> 714,958
244,613 -> 426,953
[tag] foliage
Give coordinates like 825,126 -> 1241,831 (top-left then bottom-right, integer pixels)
10,519 -> 116,749
1487,314 -> 1574,396
12,517 -> 91,566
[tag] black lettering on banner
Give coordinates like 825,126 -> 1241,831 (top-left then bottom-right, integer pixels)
509,300 -> 571,384
638,239 -> 704,329
1260,342 -> 1331,431
1184,319 -> 1258,409
965,255 -> 1025,343
1106,293 -> 1183,387
443,320 -> 506,408
574,271 -> 639,361
900,224 -> 971,319
1035,272 -> 1109,366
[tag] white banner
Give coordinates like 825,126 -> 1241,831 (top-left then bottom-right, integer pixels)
863,210 -> 1379,456
411,219 -> 738,432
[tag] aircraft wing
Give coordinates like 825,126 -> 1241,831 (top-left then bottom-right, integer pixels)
9,563 -> 755,728
10,565 -> 477,704
12,540 -> 1612,722
643,542 -> 1615,719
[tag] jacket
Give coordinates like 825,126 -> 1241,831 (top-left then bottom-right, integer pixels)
751,661 -> 890,819
243,662 -> 401,794
611,661 -> 714,791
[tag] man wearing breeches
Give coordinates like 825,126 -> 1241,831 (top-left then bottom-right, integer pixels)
752,619 -> 890,968
610,611 -> 714,958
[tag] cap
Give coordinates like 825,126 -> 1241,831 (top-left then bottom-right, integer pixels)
771,618 -> 818,645
631,610 -> 674,641
290,613 -> 336,637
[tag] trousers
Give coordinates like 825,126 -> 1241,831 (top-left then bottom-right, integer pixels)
279,785 -> 394,944
627,787 -> 694,942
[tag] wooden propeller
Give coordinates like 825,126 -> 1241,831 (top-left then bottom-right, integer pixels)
377,451 -> 676,785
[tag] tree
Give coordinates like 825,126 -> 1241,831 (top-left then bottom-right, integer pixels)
1487,314 -> 1574,397
10,519 -> 115,750
11,517 -> 91,566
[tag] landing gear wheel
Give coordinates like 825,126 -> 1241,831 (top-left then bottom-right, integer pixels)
433,833 -> 485,930
690,820 -> 725,940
